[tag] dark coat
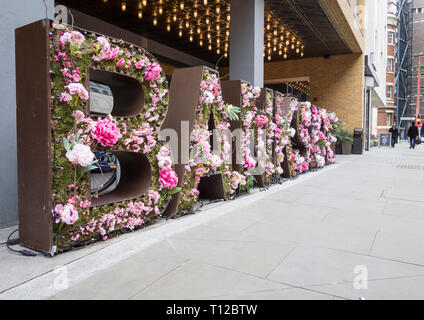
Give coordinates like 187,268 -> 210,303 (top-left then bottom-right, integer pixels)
389,127 -> 399,140
408,125 -> 419,139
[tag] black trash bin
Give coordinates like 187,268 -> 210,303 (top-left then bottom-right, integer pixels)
353,129 -> 364,154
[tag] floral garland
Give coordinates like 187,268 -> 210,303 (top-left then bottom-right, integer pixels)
238,81 -> 261,192
309,105 -> 326,169
253,90 -> 276,185
178,70 -> 244,212
50,25 -> 179,249
321,109 -> 339,164
273,93 -> 297,179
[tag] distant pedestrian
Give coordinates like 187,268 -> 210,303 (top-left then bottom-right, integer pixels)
389,124 -> 399,148
407,122 -> 419,149
421,123 -> 424,138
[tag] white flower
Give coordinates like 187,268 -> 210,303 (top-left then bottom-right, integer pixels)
66,143 -> 95,167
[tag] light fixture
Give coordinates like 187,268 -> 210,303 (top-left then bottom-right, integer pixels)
121,1 -> 126,12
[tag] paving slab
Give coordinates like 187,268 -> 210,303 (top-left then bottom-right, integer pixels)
52,241 -> 188,300
131,260 -> 290,300
267,245 -> 424,288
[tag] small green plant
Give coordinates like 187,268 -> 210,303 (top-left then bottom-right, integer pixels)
336,123 -> 353,143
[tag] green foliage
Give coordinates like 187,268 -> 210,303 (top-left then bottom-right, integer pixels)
225,104 -> 241,121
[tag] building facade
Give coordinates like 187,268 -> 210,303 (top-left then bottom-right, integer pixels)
410,0 -> 424,124
377,1 -> 399,135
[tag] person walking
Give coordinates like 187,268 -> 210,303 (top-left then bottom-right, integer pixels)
389,124 -> 399,148
407,122 -> 419,149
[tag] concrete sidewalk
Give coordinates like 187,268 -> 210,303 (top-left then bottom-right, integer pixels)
1,142 -> 424,300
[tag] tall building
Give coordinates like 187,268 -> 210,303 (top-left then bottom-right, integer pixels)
376,1 -> 399,135
364,0 -> 388,148
410,0 -> 424,124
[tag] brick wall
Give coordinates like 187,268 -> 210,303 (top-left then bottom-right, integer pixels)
263,53 -> 365,133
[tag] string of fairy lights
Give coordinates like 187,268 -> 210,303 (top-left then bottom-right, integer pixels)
100,0 -> 305,61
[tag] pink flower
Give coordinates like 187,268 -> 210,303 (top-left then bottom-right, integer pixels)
254,115 -> 268,127
73,110 -> 85,124
190,189 -> 200,196
92,118 -> 122,147
66,143 -> 95,167
67,83 -> 89,100
60,31 -> 85,47
159,168 -> 179,190
80,200 -> 91,208
244,156 -> 257,169
144,63 -> 162,82
116,58 -> 125,67
59,92 -> 72,104
55,203 -> 79,225
135,60 -> 145,69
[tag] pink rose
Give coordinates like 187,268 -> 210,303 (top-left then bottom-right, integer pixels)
159,168 -> 179,190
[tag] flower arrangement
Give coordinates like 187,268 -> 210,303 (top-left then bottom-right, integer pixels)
238,81 -> 261,192
40,22 -> 341,252
177,70 -> 244,212
50,25 -> 179,249
273,93 -> 298,179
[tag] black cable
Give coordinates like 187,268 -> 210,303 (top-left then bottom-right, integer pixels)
5,229 -> 48,257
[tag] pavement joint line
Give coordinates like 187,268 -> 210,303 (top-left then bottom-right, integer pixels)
0,163 -> 341,300
368,231 -> 380,256
127,258 -> 192,301
264,244 -> 300,279
316,245 -> 424,269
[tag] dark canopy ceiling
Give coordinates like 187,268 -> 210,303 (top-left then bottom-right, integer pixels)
56,0 -> 351,65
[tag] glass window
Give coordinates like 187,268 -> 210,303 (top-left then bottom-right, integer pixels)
388,32 -> 395,45
387,58 -> 394,72
386,113 -> 392,127
387,85 -> 393,99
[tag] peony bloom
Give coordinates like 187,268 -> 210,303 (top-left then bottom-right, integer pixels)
159,168 -> 179,190
55,204 -> 79,225
66,143 -> 95,167
254,115 -> 268,127
144,63 -> 162,82
92,118 -> 122,147
67,83 -> 89,100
